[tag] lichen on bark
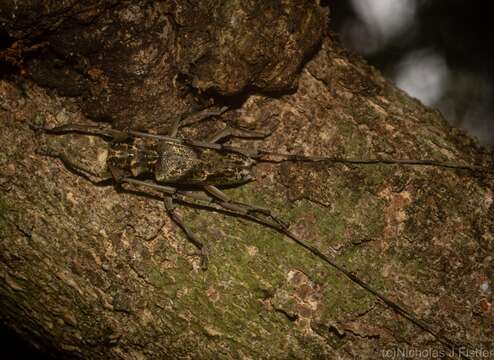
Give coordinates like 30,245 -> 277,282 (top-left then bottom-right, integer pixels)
1,1 -> 493,359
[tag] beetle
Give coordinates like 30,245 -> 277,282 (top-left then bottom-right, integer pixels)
33,106 -> 487,357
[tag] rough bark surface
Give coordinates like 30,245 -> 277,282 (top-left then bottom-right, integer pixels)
1,1 -> 493,359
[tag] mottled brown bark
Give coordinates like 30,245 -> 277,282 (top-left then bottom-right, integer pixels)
1,1 -> 493,359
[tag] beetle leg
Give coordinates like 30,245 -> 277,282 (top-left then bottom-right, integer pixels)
39,147 -> 109,184
35,123 -> 130,142
121,178 -> 209,269
123,179 -> 271,226
168,106 -> 228,137
203,185 -> 288,229
207,125 -> 275,143
164,197 -> 209,270
121,178 -> 290,266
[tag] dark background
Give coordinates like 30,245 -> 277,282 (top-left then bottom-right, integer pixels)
328,0 -> 494,148
1,0 -> 493,358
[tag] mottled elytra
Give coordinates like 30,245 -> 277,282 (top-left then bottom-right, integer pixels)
107,138 -> 255,186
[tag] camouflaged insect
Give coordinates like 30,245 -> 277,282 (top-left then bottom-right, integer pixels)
107,138 -> 255,186
35,115 -> 488,355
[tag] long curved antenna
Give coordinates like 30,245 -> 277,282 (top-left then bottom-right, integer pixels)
35,122 -> 492,174
124,177 -> 472,359
127,129 -> 492,173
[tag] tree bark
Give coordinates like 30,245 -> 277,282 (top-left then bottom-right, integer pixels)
1,1 -> 493,359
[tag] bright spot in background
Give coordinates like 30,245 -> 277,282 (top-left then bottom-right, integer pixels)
338,0 -> 494,147
342,0 -> 417,54
394,49 -> 448,106
341,0 -> 448,107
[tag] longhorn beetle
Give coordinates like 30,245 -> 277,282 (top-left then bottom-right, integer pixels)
33,106 -> 490,359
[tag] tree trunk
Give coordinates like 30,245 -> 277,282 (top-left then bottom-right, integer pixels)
1,1 -> 493,359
